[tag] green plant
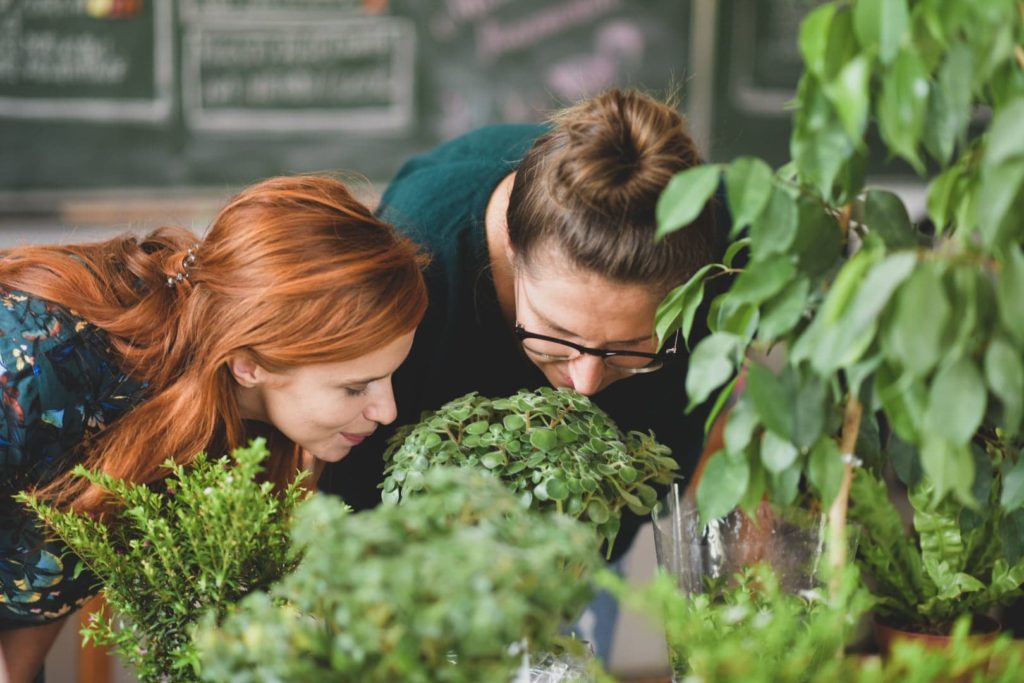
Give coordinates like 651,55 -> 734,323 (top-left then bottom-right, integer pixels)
599,564 -> 1023,683
849,434 -> 1024,633
654,0 -> 1024,590
196,467 -> 603,683
18,439 -> 307,682
382,387 -> 678,554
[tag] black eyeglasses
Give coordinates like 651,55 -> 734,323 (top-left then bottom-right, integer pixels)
513,324 -> 678,374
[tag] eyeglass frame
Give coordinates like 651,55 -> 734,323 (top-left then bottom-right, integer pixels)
513,323 -> 680,374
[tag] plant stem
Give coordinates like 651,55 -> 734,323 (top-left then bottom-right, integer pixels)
828,394 -> 862,596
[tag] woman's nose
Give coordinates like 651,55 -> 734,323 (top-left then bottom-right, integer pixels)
567,354 -> 606,395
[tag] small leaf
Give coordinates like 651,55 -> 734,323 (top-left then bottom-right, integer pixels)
884,263 -> 950,378
984,98 -> 1024,168
1001,459 -> 1024,512
758,276 -> 810,342
745,363 -> 793,441
726,255 -> 796,308
997,246 -> 1024,345
685,333 -> 743,410
696,451 -> 750,523
529,428 -> 558,451
761,430 -> 799,474
502,415 -> 525,431
808,437 -> 844,508
725,157 -> 774,232
656,164 -> 722,238
853,0 -> 909,65
925,358 -> 986,446
750,185 -> 799,254
877,50 -> 930,172
723,238 -> 750,268
799,3 -> 837,77
824,55 -> 871,140
863,189 -> 918,249
655,263 -> 717,349
985,337 -> 1024,437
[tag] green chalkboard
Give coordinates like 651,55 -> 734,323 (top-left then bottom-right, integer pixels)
0,0 -> 696,196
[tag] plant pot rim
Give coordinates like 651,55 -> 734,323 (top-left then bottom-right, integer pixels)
872,612 -> 1002,639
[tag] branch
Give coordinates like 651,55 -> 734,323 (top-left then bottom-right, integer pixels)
827,394 -> 863,596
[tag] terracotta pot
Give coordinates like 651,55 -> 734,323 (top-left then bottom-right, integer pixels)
872,614 -> 1001,681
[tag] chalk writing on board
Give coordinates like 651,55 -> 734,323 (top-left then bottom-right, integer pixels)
183,17 -> 415,132
0,0 -> 172,122
181,0 -> 370,22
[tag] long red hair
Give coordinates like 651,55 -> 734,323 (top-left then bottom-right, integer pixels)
0,175 -> 428,514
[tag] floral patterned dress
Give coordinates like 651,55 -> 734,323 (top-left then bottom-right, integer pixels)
0,289 -> 145,627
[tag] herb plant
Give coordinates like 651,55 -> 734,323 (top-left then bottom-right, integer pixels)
18,439 -> 307,682
382,387 -> 678,554
196,467 -> 602,683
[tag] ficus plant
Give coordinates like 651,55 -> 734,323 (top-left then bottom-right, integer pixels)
654,0 -> 1024,595
381,387 -> 679,555
18,439 -> 308,682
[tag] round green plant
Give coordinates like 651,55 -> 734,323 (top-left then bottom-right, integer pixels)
382,387 -> 679,553
196,467 -> 601,683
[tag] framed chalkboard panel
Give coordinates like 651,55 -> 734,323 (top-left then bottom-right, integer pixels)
0,0 -> 696,200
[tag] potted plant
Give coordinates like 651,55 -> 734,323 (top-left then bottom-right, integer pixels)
18,438 -> 307,682
381,386 -> 679,556
848,432 -> 1024,644
195,466 -> 603,682
652,0 -> 1024,621
599,563 -> 1023,683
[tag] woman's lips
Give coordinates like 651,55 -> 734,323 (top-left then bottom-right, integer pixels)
341,431 -> 373,445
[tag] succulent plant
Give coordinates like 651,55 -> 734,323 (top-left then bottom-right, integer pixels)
382,387 -> 679,553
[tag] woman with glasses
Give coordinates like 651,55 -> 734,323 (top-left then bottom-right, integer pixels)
322,86 -> 724,552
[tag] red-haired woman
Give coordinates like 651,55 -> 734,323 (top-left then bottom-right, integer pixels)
0,175 -> 428,682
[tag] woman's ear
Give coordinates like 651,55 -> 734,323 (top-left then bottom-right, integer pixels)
227,356 -> 263,388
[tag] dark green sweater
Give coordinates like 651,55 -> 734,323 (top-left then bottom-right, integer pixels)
320,124 -> 713,561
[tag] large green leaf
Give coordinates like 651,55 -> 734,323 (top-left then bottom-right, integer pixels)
863,189 -> 919,249
925,358 -> 986,446
724,157 -> 774,233
791,74 -> 856,199
685,333 -> 743,410
918,435 -> 975,507
976,158 -> 1024,248
853,0 -> 909,65
750,185 -> 799,256
922,43 -> 974,166
876,363 -> 928,444
982,96 -> 1024,168
656,165 -> 722,239
745,362 -> 794,441
726,255 -> 796,307
883,262 -> 950,379
696,449 -> 750,524
1002,458 -> 1024,513
799,3 -> 837,77
997,245 -> 1024,345
655,263 -> 719,349
985,337 -> 1024,437
790,198 -> 843,279
926,163 -> 965,232
758,276 -> 811,342
824,55 -> 871,141
761,430 -> 799,474
877,50 -> 930,172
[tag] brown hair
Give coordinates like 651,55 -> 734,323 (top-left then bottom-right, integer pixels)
506,88 -> 716,290
1,175 -> 428,514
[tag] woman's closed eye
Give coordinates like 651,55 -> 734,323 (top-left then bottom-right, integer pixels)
343,384 -> 369,397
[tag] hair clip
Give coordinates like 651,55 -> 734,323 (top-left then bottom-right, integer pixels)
166,244 -> 199,288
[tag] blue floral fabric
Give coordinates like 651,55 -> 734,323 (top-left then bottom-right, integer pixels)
0,288 -> 145,626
